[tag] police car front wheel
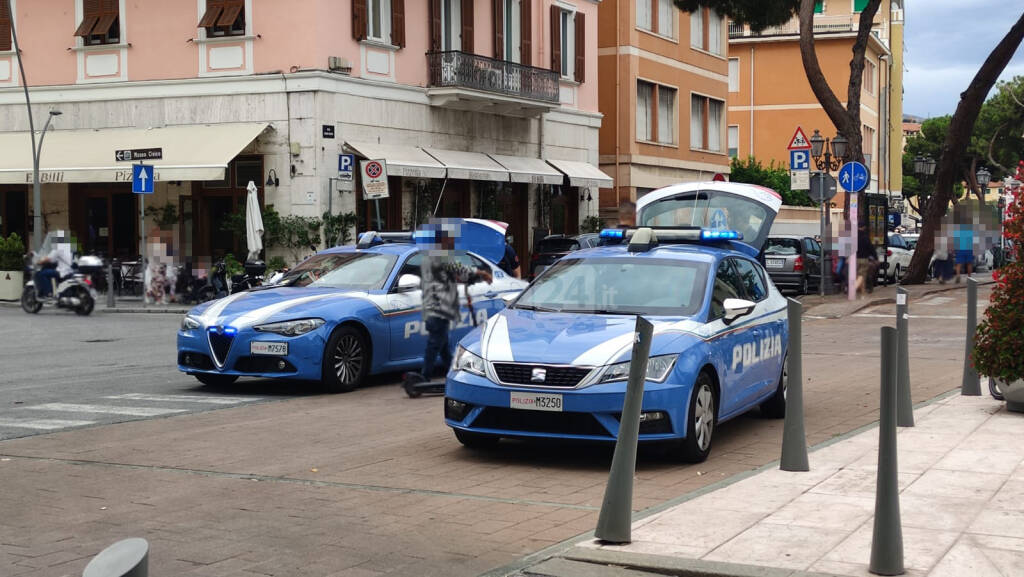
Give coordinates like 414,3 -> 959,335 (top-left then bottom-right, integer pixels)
323,326 -> 368,393
680,372 -> 716,463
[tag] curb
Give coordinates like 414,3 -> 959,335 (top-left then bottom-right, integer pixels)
542,549 -> 844,577
801,278 -> 994,319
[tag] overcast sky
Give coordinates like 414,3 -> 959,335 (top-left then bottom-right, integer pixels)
903,1 -> 1024,119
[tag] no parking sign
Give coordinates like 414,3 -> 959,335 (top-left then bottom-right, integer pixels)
360,159 -> 389,199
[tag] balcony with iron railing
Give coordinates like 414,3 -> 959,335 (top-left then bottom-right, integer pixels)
728,14 -> 890,41
426,51 -> 561,114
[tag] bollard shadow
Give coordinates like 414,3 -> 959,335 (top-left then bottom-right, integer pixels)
184,372 -> 405,398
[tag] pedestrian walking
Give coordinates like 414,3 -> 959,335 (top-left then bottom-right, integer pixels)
498,233 -> 521,278
855,222 -> 876,297
418,225 -> 493,380
952,214 -> 975,283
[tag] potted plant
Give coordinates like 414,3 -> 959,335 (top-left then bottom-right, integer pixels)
0,233 -> 26,301
974,187 -> 1024,412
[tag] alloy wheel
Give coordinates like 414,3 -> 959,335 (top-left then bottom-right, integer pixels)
333,335 -> 364,386
694,384 -> 715,451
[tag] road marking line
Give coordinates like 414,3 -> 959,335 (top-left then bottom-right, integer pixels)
0,418 -> 95,430
854,313 -> 967,319
105,393 -> 262,405
26,403 -> 189,417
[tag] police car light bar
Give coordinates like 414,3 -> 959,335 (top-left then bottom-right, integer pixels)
357,231 -> 415,248
602,227 -> 743,250
599,228 -> 626,239
699,229 -> 743,241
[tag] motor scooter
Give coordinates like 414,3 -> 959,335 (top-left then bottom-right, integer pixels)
230,260 -> 266,294
22,256 -> 98,316
198,259 -> 229,302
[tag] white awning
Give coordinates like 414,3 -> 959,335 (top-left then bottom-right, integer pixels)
0,122 -> 271,184
488,154 -> 563,185
546,159 -> 614,189
345,141 -> 447,179
424,148 -> 509,182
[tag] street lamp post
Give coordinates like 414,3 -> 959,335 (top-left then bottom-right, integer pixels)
809,129 -> 850,296
31,109 -> 62,251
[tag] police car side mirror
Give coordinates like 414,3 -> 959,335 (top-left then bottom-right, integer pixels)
723,298 -> 756,323
397,274 -> 421,292
500,292 -> 518,305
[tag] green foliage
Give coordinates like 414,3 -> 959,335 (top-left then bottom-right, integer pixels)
902,116 -> 965,207
144,202 -> 178,229
729,156 -> 812,206
323,211 -> 359,246
974,188 -> 1024,382
580,215 -> 604,233
221,253 -> 243,277
267,255 -> 287,272
973,76 -> 1024,180
673,0 -> 800,32
221,204 -> 322,262
0,233 -> 25,271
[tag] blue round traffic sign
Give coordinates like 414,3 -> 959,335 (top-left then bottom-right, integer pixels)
838,161 -> 869,193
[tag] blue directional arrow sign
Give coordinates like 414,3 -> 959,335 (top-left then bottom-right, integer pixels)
132,164 -> 154,194
838,161 -> 869,193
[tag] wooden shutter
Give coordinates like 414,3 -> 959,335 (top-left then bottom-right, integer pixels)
75,0 -> 102,37
461,0 -> 474,53
352,0 -> 367,41
217,0 -> 243,27
574,11 -> 584,83
198,0 -> 223,28
493,0 -> 504,60
430,0 -> 441,51
0,0 -> 12,51
549,5 -> 561,74
519,0 -> 531,66
391,0 -> 405,47
93,0 -> 119,39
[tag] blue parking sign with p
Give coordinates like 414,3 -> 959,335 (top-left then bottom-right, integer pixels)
790,149 -> 810,171
339,154 -> 355,180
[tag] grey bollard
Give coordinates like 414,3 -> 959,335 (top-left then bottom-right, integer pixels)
895,288 -> 913,427
869,327 -> 905,576
106,262 -> 116,308
82,538 -> 148,577
961,278 -> 981,396
780,298 -> 809,471
595,316 -> 654,544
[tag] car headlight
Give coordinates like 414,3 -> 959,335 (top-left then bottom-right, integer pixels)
452,346 -> 486,376
253,318 -> 325,336
597,354 -> 678,384
181,316 -> 201,331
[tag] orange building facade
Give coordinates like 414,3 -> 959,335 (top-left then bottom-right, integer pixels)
597,0 -> 731,221
727,0 -> 903,201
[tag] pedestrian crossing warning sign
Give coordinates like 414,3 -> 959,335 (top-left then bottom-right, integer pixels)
787,127 -> 812,150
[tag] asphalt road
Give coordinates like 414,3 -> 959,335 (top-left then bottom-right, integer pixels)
0,285 -> 992,577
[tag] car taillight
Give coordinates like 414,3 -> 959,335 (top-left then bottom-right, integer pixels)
886,249 -> 893,257
83,277 -> 92,286
793,256 -> 803,272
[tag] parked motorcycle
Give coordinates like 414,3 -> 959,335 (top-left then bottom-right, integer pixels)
230,260 -> 266,294
22,257 -> 98,316
198,259 -> 229,302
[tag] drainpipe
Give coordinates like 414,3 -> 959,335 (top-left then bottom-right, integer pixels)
614,0 -> 621,210
749,46 -> 754,156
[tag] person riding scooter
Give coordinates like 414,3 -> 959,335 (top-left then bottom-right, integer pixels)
34,232 -> 74,298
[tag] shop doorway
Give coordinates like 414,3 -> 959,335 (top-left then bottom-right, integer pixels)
0,188 -> 27,241
69,184 -> 137,259
193,156 -> 263,260
357,176 -> 403,231
478,182 -> 529,267
548,186 -> 580,236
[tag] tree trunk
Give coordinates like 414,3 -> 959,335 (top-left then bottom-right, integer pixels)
797,0 -> 880,218
903,11 -> 1024,284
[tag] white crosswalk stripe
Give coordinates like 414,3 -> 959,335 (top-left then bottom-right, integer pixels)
104,393 -> 262,405
0,418 -> 96,430
26,403 -> 189,417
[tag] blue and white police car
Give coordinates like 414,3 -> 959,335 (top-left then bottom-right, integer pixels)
444,182 -> 789,462
177,219 -> 527,392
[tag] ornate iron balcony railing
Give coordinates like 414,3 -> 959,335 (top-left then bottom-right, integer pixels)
426,51 -> 560,104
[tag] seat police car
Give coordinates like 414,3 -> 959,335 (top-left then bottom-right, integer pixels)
177,219 -> 527,392
444,182 -> 788,462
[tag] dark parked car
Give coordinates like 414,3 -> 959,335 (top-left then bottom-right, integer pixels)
763,235 -> 822,294
529,233 -> 599,279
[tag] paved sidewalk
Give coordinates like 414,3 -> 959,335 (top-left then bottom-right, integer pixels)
520,393 -> 1024,577
798,274 -> 995,319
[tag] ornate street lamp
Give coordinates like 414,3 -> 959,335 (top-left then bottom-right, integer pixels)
976,166 -> 991,191
808,129 -> 851,296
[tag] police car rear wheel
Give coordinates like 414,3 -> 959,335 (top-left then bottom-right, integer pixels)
323,326 -> 367,393
454,429 -> 499,449
194,373 -> 238,386
761,354 -> 787,418
680,373 -> 715,463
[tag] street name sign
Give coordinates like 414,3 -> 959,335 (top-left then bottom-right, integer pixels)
787,127 -> 812,150
838,161 -> 869,193
115,148 -> 163,162
132,164 -> 154,194
360,159 -> 389,200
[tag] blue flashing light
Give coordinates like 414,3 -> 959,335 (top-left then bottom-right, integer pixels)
223,327 -> 237,335
599,228 -> 626,239
700,229 -> 743,241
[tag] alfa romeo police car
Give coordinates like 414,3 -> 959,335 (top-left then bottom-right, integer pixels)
444,182 -> 789,462
176,219 -> 527,392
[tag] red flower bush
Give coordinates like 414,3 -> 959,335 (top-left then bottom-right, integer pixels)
974,184 -> 1024,382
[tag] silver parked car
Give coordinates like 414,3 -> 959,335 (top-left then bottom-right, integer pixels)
763,235 -> 822,294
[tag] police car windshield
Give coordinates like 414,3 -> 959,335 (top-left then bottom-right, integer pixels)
279,252 -> 398,290
515,257 -> 709,316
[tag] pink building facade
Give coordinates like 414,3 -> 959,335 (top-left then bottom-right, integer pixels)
0,0 -> 608,265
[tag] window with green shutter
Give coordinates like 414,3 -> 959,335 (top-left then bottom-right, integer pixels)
815,1 -> 824,14
854,0 -> 869,13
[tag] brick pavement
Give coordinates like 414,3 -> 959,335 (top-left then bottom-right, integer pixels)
0,286 -> 986,576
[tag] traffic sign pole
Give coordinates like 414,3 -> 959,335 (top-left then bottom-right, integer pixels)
849,192 -> 858,301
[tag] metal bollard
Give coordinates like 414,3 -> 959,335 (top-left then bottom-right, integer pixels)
82,538 -> 148,577
869,327 -> 905,576
595,316 -> 654,544
106,261 -> 116,308
895,288 -> 913,427
780,298 -> 809,472
961,278 -> 981,396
